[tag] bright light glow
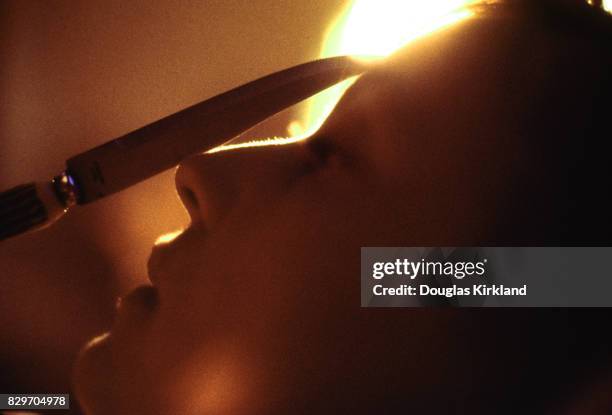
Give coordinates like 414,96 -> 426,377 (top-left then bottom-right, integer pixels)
83,332 -> 110,348
588,0 -> 612,11
329,0 -> 474,59
302,0 -> 474,140
155,229 -> 184,245
211,0 -> 475,153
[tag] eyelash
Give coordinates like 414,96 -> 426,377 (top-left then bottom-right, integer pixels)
289,137 -> 356,188
307,138 -> 336,166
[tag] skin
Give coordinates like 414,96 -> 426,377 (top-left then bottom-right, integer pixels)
74,3 -> 612,414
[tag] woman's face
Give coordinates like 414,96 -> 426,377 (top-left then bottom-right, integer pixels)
74,12 -> 583,414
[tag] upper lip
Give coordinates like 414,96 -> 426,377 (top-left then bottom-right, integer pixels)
147,243 -> 167,287
147,226 -> 194,287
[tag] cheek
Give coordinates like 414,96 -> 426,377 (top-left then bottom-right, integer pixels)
159,175 -> 367,337
145,172 -> 442,408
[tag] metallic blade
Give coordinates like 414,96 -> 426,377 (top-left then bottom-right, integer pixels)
66,56 -> 368,204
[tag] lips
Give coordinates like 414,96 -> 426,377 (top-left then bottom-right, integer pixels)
113,284 -> 159,331
116,284 -> 159,313
114,226 -> 198,330
111,230 -> 187,327
111,229 -> 188,326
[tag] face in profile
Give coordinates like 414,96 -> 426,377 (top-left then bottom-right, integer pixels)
74,3 -> 612,414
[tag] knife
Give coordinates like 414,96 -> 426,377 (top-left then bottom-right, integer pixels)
0,56 -> 369,241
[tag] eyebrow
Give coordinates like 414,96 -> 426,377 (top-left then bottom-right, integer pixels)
0,57 -> 370,241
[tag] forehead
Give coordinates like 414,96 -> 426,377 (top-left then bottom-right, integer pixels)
313,5 -> 609,178
314,18 -> 509,177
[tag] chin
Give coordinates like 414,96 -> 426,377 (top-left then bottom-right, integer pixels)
73,281 -> 161,413
73,332 -> 116,414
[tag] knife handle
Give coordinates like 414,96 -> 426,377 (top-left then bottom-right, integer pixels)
0,173 -> 78,241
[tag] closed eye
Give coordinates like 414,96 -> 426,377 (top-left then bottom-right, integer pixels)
306,137 -> 336,166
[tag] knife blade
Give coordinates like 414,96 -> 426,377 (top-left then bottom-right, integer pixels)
0,56 -> 370,240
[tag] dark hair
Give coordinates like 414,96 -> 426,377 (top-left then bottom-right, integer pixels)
468,0 -> 612,243
364,5 -> 612,412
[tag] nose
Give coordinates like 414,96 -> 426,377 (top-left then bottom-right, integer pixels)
174,141 -> 313,228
